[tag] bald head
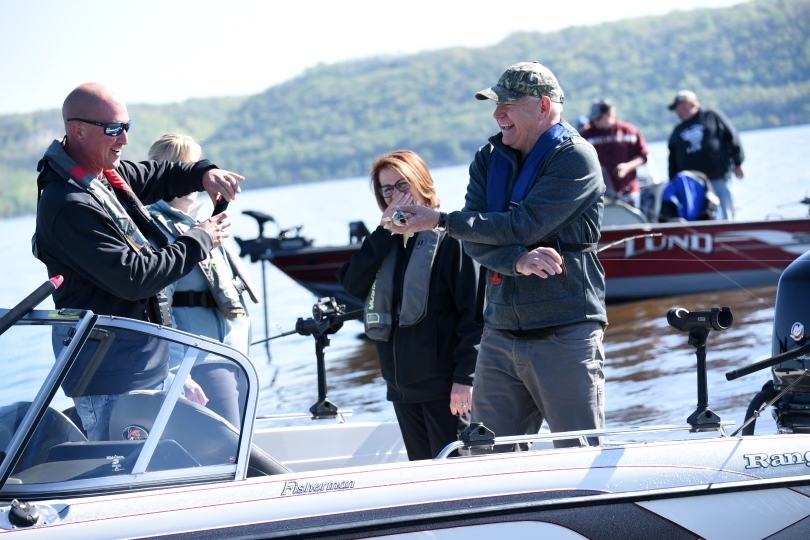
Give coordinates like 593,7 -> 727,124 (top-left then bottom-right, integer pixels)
62,83 -> 126,129
61,83 -> 130,175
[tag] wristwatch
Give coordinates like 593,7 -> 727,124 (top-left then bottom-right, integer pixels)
434,211 -> 448,232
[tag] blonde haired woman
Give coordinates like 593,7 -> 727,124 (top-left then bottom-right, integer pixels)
337,150 -> 482,460
147,134 -> 257,428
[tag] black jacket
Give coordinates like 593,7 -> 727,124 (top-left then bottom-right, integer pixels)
337,226 -> 482,404
35,157 -> 216,321
35,155 -> 217,396
668,108 -> 744,180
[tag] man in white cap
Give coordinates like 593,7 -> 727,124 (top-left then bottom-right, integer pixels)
667,89 -> 745,220
393,61 -> 607,449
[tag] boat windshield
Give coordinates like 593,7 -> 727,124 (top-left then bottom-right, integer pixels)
0,310 -> 254,494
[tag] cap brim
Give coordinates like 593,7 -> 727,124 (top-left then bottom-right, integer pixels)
667,100 -> 679,110
474,85 -> 524,102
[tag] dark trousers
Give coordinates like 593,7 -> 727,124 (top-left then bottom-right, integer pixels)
393,399 -> 470,460
191,363 -> 246,429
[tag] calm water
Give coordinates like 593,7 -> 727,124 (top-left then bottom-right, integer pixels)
3,124 -> 809,434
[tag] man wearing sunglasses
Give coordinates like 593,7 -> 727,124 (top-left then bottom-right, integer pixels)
32,82 -> 246,439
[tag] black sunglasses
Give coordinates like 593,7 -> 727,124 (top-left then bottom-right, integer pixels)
67,118 -> 132,137
377,179 -> 411,198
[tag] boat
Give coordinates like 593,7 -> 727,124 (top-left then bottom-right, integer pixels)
235,196 -> 810,310
2,251 -> 810,538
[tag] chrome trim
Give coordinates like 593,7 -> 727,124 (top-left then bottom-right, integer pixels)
434,422 -> 737,459
255,410 -> 355,423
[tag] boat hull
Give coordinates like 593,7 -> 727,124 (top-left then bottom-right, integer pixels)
14,433 -> 810,539
265,217 -> 810,307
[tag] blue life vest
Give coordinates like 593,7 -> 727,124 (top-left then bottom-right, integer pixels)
661,171 -> 718,221
487,122 -> 579,212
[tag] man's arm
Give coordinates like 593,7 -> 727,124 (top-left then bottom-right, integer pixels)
615,125 -> 649,180
668,133 -> 679,180
458,145 -> 565,278
615,155 -> 647,180
118,159 -> 217,205
713,111 -> 745,172
47,200 -> 211,300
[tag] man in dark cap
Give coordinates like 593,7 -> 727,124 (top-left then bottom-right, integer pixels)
580,98 -> 648,209
667,89 -> 745,220
393,61 -> 607,449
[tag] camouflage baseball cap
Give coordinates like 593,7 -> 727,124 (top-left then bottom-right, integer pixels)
475,61 -> 565,103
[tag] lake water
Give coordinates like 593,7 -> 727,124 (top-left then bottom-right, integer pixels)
3,123 -> 809,434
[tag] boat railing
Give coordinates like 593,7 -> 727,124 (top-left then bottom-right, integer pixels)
434,421 -> 737,460
255,410 -> 354,423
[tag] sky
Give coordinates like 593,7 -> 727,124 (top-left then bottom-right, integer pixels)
1,0 -> 747,115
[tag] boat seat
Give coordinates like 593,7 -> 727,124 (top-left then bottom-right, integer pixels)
0,402 -> 87,476
109,391 -> 289,477
603,200 -> 649,226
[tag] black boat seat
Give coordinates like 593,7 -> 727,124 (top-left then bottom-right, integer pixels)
109,391 -> 289,477
0,402 -> 87,475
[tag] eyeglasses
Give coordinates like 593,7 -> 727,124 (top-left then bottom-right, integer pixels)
377,179 -> 411,198
67,118 -> 132,137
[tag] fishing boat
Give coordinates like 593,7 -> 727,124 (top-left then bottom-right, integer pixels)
235,197 -> 810,310
1,251 -> 810,538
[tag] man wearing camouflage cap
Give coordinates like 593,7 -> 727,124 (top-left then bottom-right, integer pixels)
394,61 -> 607,449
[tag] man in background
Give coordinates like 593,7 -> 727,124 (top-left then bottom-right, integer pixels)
580,98 -> 648,209
667,89 -> 745,220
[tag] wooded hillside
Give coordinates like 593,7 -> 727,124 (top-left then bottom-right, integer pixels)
1,0 -> 807,217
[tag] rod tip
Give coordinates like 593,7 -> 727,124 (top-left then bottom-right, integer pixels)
50,275 -> 64,288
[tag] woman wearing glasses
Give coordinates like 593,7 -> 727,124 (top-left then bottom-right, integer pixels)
337,150 -> 482,460
146,134 -> 258,429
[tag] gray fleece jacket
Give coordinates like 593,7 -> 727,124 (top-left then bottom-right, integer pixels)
446,131 -> 607,331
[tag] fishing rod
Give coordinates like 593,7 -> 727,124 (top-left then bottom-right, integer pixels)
248,232 -> 662,347
250,300 -> 363,346
0,275 -> 64,336
250,328 -> 296,346
597,232 -> 662,253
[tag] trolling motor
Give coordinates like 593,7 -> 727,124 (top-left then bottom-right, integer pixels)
294,297 -> 362,420
234,210 -> 312,263
728,250 -> 810,435
668,306 -> 733,431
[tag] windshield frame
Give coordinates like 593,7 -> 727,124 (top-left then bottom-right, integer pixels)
0,309 -> 260,498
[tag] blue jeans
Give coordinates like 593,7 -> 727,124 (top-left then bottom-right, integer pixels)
74,374 -> 172,441
711,177 -> 734,221
471,323 -> 605,449
619,190 -> 641,210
